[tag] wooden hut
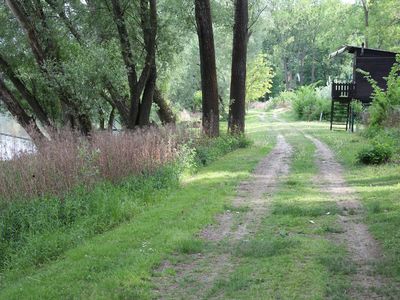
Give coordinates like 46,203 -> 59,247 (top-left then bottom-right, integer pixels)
329,44 -> 398,131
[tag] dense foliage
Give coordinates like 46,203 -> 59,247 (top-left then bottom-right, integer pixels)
1,0 -> 398,133
268,84 -> 331,121
355,56 -> 400,165
366,56 -> 400,128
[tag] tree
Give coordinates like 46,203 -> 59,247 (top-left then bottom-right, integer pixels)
4,0 -> 93,135
228,0 -> 249,134
246,53 -> 274,102
109,0 -> 157,129
195,0 -> 219,137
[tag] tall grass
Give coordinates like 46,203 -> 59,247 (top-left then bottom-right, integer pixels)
0,126 -> 250,273
0,126 -> 184,204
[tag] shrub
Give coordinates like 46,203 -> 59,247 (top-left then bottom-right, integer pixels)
291,85 -> 331,121
357,142 -> 393,164
192,134 -> 251,166
267,91 -> 296,110
363,55 -> 400,127
270,84 -> 331,121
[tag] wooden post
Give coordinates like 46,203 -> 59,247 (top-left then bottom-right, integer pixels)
330,99 -> 334,131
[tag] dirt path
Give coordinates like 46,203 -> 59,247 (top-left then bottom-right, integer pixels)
153,135 -> 293,299
306,134 -> 396,299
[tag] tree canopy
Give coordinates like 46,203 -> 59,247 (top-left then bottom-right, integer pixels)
0,0 -> 399,136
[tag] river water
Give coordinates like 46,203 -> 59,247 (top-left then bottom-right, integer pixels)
0,114 -> 34,160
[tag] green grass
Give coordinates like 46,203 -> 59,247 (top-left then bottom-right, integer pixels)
275,110 -> 400,281
0,113 -> 273,299
303,125 -> 400,281
2,109 -> 399,299
206,131 -> 353,300
175,238 -> 206,254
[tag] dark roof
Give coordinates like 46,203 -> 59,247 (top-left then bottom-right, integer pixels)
329,45 -> 398,58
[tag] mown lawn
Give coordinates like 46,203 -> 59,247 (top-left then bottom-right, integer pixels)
0,112 -> 273,299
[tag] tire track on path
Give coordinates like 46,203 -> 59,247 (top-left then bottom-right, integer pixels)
306,134 -> 399,299
153,135 -> 293,300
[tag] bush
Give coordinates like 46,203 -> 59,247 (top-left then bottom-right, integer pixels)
364,55 -> 400,127
267,91 -> 297,110
192,134 -> 251,166
357,141 -> 394,165
292,85 -> 331,121
269,84 -> 331,121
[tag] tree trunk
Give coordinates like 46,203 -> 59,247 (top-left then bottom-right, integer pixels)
154,88 -> 176,125
283,58 -> 291,90
5,0 -> 46,66
0,77 -> 44,142
361,0 -> 369,47
110,0 -> 157,129
228,0 -> 248,134
99,108 -> 105,130
0,54 -> 53,128
108,106 -> 115,130
110,0 -> 139,128
195,0 -> 219,137
138,64 -> 157,126
137,0 -> 158,127
5,0 -> 92,134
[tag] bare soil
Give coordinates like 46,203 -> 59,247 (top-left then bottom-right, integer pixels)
153,135 -> 293,299
306,134 -> 398,299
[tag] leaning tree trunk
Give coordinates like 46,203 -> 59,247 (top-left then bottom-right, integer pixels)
228,0 -> 248,134
110,0 -> 157,129
195,0 -> 219,137
5,0 -> 92,135
0,77 -> 44,143
138,63 -> 157,126
154,88 -> 176,124
0,54 -> 53,129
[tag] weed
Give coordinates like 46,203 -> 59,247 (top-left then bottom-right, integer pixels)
176,239 -> 205,254
368,201 -> 383,214
318,252 -> 356,275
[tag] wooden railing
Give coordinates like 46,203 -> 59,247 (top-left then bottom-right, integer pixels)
331,82 -> 356,100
